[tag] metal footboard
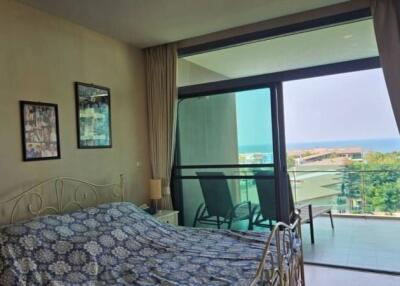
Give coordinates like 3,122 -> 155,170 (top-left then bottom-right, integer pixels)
250,211 -> 305,286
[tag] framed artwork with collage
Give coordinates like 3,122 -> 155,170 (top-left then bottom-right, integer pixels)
20,101 -> 61,161
75,82 -> 112,148
20,82 -> 112,162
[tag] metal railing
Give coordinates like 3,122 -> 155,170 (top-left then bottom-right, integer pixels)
288,168 -> 400,217
177,167 -> 400,227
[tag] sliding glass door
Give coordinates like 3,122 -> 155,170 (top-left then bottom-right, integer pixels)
173,85 -> 289,230
283,68 -> 400,272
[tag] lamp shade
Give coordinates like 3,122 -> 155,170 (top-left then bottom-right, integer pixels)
149,179 -> 162,200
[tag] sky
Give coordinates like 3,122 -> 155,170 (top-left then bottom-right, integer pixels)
235,68 -> 399,146
283,68 -> 398,143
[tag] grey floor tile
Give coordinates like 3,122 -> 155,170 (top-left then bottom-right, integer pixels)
303,217 -> 400,272
305,265 -> 400,286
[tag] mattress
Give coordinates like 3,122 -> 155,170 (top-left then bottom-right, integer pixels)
0,202 -> 300,285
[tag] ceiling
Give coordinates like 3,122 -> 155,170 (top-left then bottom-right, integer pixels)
18,0 -> 349,48
179,19 -> 378,86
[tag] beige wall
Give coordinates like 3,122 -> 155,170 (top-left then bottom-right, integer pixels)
0,0 -> 151,207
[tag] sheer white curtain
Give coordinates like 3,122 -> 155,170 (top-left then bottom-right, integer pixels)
372,0 -> 400,132
144,43 -> 177,210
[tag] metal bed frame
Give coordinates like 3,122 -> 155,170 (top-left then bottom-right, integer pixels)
250,212 -> 305,286
0,175 -> 125,224
0,175 -> 304,285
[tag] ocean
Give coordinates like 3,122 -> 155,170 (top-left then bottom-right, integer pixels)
239,138 -> 400,154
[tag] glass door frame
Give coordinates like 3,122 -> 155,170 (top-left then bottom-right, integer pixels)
173,7 -> 386,273
172,57 -> 380,226
172,82 -> 291,226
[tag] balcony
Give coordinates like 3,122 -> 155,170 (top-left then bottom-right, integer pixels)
289,168 -> 400,217
195,167 -> 400,272
288,167 -> 400,273
302,216 -> 400,273
179,166 -> 400,273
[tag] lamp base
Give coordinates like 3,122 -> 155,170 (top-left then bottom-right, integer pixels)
151,199 -> 160,212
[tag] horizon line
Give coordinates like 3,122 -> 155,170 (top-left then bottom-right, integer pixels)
239,137 -> 400,146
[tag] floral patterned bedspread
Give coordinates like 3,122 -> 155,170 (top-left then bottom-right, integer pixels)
0,202 -> 298,285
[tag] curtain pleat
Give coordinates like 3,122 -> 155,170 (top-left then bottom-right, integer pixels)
371,0 -> 400,133
144,44 -> 177,210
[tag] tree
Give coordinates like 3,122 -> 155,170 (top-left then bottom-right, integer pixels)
342,151 -> 400,215
366,182 -> 400,214
343,164 -> 362,198
287,155 -> 296,169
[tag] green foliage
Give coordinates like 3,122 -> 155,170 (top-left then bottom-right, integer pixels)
336,196 -> 347,205
342,164 -> 362,200
342,152 -> 400,215
287,155 -> 296,169
302,151 -> 315,157
366,182 -> 400,214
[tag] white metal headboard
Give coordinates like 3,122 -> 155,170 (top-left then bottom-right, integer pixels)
0,174 -> 125,224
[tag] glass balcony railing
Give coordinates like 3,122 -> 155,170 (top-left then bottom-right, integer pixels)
177,167 -> 400,229
288,169 -> 400,217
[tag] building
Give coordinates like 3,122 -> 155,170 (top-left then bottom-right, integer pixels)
296,147 -> 364,165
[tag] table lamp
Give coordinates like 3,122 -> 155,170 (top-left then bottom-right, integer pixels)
150,179 -> 162,211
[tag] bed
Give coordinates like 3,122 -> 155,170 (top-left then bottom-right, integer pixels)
0,175 -> 305,286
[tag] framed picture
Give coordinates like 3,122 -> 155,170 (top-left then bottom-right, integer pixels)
20,101 -> 61,161
75,82 -> 112,148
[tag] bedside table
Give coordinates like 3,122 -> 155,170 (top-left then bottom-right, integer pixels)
153,210 -> 179,226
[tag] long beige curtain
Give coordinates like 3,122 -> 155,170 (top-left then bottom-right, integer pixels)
371,0 -> 400,132
144,43 -> 177,210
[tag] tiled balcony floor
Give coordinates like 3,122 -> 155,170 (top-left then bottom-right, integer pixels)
302,216 -> 400,273
305,265 -> 400,286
